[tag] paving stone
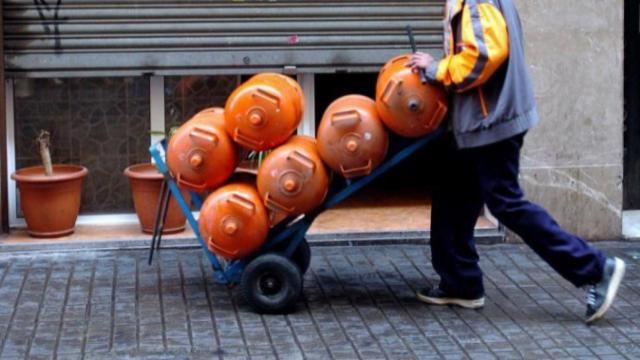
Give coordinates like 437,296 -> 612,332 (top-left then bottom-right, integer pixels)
0,244 -> 638,358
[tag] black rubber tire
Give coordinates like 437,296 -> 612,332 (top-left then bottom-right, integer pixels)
292,240 -> 311,275
241,253 -> 302,314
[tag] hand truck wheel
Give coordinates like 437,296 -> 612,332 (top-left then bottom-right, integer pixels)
241,253 -> 302,314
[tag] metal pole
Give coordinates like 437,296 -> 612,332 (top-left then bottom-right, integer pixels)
148,179 -> 169,265
155,182 -> 172,251
0,5 -> 8,233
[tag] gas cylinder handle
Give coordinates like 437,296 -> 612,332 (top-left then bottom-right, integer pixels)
176,174 -> 207,192
253,88 -> 282,108
264,193 -> 296,213
425,101 -> 448,129
380,55 -> 410,75
208,241 -> 239,257
228,193 -> 256,214
330,110 -> 362,128
189,126 -> 219,145
340,159 -> 373,178
393,55 -> 411,64
380,79 -> 403,106
233,128 -> 265,150
287,150 -> 316,173
407,25 -> 429,84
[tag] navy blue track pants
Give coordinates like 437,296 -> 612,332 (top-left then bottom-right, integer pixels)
430,132 -> 606,298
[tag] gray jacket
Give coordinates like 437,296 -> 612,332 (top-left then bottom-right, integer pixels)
426,0 -> 538,148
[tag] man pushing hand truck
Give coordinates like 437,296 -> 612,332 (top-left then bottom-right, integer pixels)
406,0 -> 625,324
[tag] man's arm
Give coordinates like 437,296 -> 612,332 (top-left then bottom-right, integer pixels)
426,0 -> 509,93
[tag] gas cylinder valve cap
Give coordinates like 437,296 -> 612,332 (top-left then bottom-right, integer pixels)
189,154 -> 204,168
222,219 -> 239,236
346,140 -> 359,153
249,112 -> 265,126
408,99 -> 421,112
283,179 -> 298,192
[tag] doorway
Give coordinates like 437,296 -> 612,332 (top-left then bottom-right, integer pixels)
623,0 -> 640,237
307,73 -> 502,243
624,0 -> 640,209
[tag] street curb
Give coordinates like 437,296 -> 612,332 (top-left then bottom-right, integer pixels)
0,229 -> 505,254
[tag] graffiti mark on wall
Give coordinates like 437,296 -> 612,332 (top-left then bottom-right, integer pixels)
33,0 -> 66,53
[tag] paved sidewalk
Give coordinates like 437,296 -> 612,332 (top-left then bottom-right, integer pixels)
0,243 -> 639,359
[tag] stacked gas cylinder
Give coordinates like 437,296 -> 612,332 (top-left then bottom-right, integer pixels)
166,54 -> 448,261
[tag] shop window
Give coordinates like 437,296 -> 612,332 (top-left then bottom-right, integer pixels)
164,75 -> 239,133
13,77 -> 150,214
165,75 -> 249,170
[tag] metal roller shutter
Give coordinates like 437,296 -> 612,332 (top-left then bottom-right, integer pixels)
4,0 -> 445,77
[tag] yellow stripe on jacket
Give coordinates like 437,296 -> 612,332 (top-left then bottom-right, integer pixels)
427,0 -> 509,93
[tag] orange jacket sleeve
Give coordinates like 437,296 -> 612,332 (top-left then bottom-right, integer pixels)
426,0 -> 510,93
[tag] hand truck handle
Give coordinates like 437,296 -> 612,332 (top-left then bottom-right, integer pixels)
406,25 -> 429,84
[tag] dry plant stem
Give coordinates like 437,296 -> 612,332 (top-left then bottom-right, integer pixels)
37,130 -> 53,176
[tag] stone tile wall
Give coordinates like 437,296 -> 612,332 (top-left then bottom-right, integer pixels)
514,0 -> 624,240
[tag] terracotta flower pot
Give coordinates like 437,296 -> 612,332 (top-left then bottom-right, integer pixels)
11,164 -> 88,238
124,163 -> 189,234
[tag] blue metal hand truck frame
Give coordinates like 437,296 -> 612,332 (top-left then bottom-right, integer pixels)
148,128 -> 443,313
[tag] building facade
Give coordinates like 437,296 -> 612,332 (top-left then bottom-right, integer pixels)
0,0 -> 633,241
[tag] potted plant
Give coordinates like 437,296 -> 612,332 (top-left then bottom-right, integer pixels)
124,127 -> 189,234
11,130 -> 89,238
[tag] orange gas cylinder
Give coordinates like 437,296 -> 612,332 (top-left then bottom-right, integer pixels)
198,183 -> 269,260
317,95 -> 389,178
167,109 -> 238,192
190,107 -> 226,128
224,73 -> 304,151
250,73 -> 305,122
257,136 -> 329,226
376,54 -> 448,137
